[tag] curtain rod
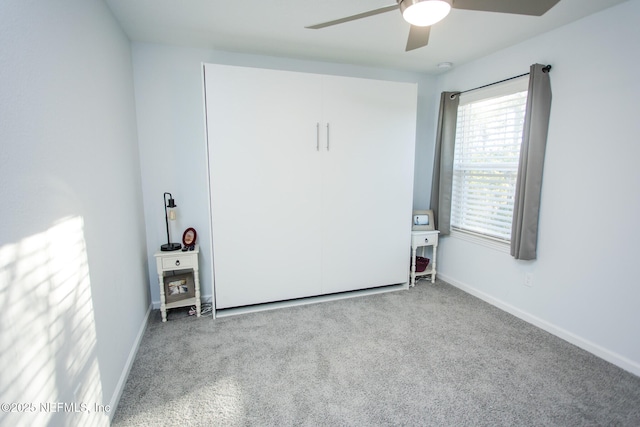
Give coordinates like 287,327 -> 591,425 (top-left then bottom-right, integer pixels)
450,65 -> 551,99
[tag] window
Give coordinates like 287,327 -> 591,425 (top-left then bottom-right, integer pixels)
451,77 -> 529,243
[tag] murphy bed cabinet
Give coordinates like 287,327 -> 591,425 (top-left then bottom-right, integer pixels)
204,64 -> 417,309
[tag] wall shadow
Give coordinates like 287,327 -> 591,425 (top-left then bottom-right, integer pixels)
0,215 -> 110,427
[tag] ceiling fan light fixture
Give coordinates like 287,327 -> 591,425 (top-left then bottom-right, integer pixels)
400,0 -> 451,27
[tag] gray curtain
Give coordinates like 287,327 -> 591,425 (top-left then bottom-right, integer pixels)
430,92 -> 459,235
510,64 -> 553,260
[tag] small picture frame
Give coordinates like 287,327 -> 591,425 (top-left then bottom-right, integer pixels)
412,209 -> 435,231
182,227 -> 197,247
164,272 -> 196,304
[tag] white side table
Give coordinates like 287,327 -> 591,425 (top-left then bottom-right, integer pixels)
154,245 -> 201,322
410,230 -> 440,287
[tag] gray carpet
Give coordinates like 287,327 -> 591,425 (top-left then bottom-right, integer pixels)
112,280 -> 640,426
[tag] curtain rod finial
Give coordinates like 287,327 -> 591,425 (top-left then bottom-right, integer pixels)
542,64 -> 552,73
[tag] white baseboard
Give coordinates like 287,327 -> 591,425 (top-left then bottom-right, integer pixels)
214,283 -> 407,318
439,273 -> 640,377
107,303 -> 152,420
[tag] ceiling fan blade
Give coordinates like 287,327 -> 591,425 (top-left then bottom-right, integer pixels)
451,0 -> 561,16
405,25 -> 430,51
306,5 -> 398,29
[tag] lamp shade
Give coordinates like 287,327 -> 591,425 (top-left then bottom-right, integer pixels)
400,0 -> 451,27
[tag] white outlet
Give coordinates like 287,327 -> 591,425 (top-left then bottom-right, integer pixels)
524,273 -> 533,287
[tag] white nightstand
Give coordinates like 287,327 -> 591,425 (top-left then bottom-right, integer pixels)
410,230 -> 439,287
154,245 -> 201,322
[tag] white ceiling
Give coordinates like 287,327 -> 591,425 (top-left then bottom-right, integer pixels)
105,0 -> 628,74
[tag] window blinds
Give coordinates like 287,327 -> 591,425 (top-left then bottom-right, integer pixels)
451,77 -> 528,242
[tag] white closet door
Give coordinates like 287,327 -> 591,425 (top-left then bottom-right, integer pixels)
205,64 -> 323,309
320,75 -> 417,294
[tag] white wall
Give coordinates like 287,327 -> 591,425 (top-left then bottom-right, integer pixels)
132,44 -> 437,306
434,0 -> 640,375
0,1 -> 149,425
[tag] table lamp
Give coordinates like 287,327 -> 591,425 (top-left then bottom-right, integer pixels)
161,192 -> 182,251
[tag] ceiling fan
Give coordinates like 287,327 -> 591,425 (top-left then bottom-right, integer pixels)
306,0 -> 561,51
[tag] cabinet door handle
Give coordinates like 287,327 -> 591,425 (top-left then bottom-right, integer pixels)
175,260 -> 180,266
316,123 -> 320,151
425,238 -> 429,243
326,123 -> 330,151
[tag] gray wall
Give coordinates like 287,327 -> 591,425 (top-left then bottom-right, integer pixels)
434,0 -> 640,376
131,44 -> 437,306
0,1 -> 149,425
